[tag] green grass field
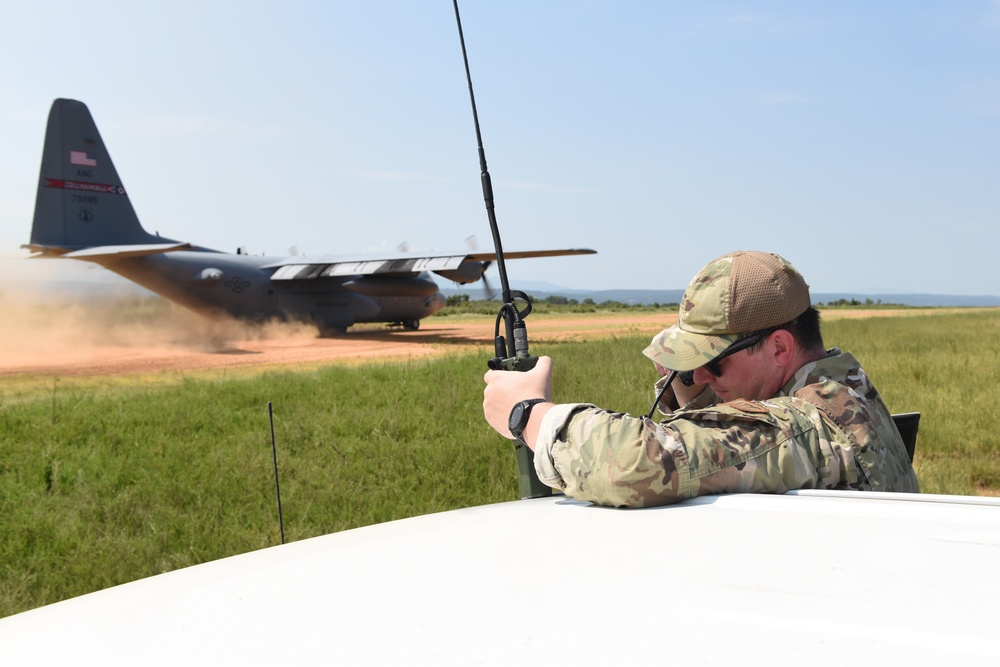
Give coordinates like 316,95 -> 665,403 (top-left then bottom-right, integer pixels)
1,308 -> 997,618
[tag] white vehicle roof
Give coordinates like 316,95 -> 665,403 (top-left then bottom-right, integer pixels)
2,490 -> 999,665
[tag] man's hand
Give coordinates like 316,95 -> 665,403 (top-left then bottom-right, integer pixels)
653,363 -> 707,411
670,371 -> 708,407
483,356 -> 554,441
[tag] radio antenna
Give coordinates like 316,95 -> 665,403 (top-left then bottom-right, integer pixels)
453,0 -> 549,498
452,0 -> 511,303
452,0 -> 537,375
267,401 -> 286,545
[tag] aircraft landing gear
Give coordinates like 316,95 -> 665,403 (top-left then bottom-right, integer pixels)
317,325 -> 349,337
403,319 -> 420,331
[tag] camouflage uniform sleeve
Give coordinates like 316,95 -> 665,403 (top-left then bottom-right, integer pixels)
534,403 -> 597,489
534,398 -> 861,507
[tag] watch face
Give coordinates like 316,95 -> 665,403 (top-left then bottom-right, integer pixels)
509,399 -> 543,439
508,404 -> 525,431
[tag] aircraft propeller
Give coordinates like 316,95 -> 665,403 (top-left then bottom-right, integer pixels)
465,235 -> 497,300
479,261 -> 497,301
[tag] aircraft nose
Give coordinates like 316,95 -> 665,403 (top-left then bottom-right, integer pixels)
426,292 -> 446,315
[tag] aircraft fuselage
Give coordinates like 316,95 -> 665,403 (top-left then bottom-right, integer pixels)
93,250 -> 446,333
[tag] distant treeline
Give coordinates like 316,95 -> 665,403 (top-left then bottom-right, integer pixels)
439,294 -> 680,315
438,293 -> 913,316
820,297 -> 900,307
441,287 -> 1000,308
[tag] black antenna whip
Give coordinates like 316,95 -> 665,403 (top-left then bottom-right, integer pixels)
452,0 -> 537,374
268,401 -> 285,545
454,1 -> 549,500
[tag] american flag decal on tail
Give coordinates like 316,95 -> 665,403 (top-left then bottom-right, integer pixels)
70,151 -> 97,166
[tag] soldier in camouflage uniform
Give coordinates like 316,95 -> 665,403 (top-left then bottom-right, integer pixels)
482,250 -> 919,507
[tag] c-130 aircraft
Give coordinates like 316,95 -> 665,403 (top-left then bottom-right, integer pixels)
24,99 -> 595,335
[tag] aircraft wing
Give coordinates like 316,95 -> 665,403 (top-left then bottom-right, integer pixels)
265,248 -> 596,281
464,248 -> 597,261
24,243 -> 195,260
268,254 -> 469,280
63,243 -> 195,259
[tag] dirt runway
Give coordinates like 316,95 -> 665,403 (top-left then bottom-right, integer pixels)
0,303 -> 922,380
0,311 -> 678,378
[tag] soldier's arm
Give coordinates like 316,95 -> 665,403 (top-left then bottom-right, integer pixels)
535,399 -> 843,507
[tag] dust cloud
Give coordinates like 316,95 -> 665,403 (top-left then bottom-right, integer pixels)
0,292 -> 317,374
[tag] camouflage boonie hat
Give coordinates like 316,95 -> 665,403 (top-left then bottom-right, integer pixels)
643,251 -> 812,372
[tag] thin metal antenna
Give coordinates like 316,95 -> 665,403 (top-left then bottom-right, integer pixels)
453,0 -> 536,368
268,401 -> 285,545
452,0 -> 513,304
453,0 -> 548,499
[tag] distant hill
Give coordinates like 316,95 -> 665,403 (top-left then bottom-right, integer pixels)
441,286 -> 1000,308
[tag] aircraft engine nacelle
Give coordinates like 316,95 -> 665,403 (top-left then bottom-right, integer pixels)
433,260 -> 488,285
341,274 -> 440,298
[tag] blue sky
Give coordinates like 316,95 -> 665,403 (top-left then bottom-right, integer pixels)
2,1 -> 998,296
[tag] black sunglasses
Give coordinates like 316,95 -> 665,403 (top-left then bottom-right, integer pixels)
676,330 -> 772,386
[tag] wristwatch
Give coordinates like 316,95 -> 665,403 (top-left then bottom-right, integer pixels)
508,398 -> 547,443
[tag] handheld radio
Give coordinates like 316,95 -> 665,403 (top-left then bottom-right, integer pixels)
452,1 -> 549,498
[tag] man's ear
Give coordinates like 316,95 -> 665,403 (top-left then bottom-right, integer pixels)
770,329 -> 796,367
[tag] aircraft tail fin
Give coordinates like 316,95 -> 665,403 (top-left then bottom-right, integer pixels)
29,99 -> 177,252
